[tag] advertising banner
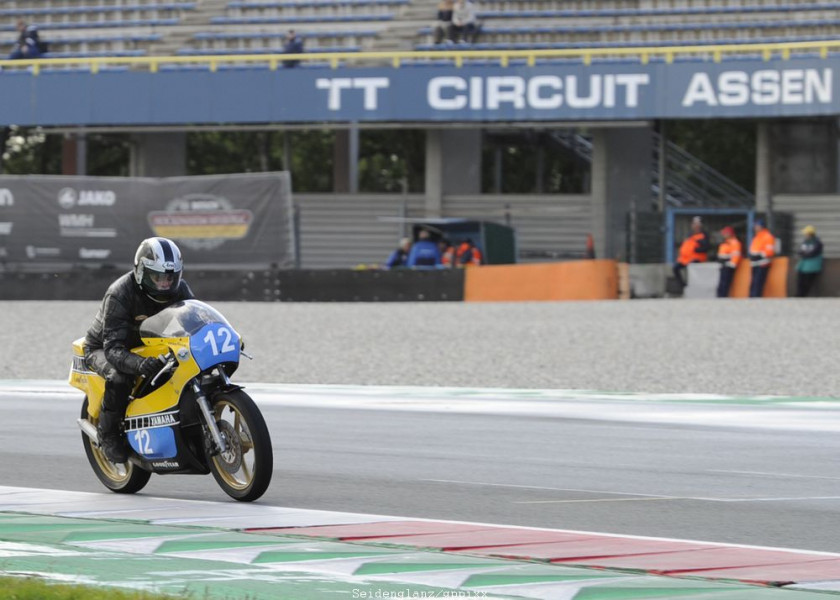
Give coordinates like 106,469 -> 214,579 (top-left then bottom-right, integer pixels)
0,173 -> 294,271
0,56 -> 838,125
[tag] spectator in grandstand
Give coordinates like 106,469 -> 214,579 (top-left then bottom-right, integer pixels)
796,225 -> 823,297
406,229 -> 441,267
283,30 -> 305,68
449,0 -> 478,44
673,216 -> 709,289
384,237 -> 412,269
440,238 -> 455,267
9,20 -> 44,60
716,226 -> 741,298
433,0 -> 455,45
456,238 -> 483,266
748,219 -> 776,297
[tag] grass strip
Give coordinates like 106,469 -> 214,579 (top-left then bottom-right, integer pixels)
0,576 -> 173,600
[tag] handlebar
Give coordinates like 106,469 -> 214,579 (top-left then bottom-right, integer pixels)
150,355 -> 177,387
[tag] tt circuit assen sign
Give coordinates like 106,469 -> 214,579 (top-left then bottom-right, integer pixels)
0,56 -> 838,125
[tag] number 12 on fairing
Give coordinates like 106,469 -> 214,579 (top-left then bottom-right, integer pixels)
203,327 -> 236,356
134,429 -> 153,454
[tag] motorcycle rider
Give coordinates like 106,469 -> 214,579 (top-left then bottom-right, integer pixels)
83,237 -> 194,463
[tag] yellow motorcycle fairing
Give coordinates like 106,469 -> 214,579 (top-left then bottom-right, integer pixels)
127,336 -> 200,418
69,338 -> 106,417
68,336 -> 201,419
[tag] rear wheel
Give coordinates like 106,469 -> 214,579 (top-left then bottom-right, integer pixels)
81,398 -> 151,494
207,390 -> 273,502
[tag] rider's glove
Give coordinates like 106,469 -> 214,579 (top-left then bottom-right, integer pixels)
138,356 -> 165,378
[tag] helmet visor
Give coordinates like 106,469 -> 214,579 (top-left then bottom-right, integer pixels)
142,268 -> 182,296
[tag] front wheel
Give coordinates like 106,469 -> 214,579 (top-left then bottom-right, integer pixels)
81,398 -> 151,494
208,390 -> 273,502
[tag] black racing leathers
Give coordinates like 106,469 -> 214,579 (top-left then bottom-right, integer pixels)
84,271 -> 194,375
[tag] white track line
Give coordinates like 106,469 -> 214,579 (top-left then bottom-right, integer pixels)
708,469 -> 840,481
421,478 -> 840,504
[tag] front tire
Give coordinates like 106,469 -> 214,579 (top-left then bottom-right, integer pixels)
207,390 -> 273,502
81,397 -> 151,494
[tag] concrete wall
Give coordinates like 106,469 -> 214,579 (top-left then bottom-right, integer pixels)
129,133 -> 187,177
769,118 -> 839,195
773,194 -> 840,258
425,128 -> 482,217
591,126 -> 653,261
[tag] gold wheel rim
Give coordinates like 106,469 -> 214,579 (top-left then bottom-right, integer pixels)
91,439 -> 133,483
211,400 -> 256,491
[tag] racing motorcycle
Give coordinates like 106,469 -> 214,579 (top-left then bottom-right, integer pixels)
69,300 -> 273,502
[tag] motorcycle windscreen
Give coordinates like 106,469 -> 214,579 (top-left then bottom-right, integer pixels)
126,415 -> 179,460
141,300 -> 234,339
190,322 -> 241,371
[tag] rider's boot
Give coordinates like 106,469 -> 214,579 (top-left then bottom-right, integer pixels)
97,407 -> 128,464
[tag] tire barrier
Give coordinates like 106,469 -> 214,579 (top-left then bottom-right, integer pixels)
0,267 -> 466,302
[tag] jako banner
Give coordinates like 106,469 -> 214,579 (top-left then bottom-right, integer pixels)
0,173 -> 294,271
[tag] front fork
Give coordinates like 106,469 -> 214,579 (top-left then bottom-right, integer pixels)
192,380 -> 228,455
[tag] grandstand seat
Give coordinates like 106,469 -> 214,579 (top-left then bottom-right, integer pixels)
227,0 -> 408,8
0,3 -> 196,18
1,19 -> 181,31
473,2 -> 840,20
415,0 -> 840,53
41,50 -> 148,58
415,34 -> 837,52
176,46 -> 360,55
210,15 -> 394,24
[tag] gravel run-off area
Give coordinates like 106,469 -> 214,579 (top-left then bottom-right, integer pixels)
3,299 -> 838,397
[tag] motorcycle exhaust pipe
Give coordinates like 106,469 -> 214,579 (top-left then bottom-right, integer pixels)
77,418 -> 99,445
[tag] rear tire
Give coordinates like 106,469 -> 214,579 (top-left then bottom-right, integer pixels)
207,390 -> 273,502
81,397 -> 151,494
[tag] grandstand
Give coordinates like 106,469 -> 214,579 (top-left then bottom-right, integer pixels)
417,0 -> 840,52
3,0 -> 840,59
1,0 -> 840,274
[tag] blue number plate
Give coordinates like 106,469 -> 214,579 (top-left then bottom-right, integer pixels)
191,323 -> 240,371
128,426 -> 177,459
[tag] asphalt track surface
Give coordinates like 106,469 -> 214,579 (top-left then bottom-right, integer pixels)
4,383 -> 840,556
2,298 -> 840,559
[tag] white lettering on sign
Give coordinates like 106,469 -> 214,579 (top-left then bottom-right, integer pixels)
487,76 -> 526,109
427,74 -> 650,111
79,248 -> 111,259
427,77 -> 467,110
682,68 -> 832,107
316,77 -> 390,110
78,190 -> 116,206
59,214 -> 95,228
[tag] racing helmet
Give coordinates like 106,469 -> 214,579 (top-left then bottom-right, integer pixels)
133,237 -> 183,302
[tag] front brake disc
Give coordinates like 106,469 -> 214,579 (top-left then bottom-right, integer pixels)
216,420 -> 242,473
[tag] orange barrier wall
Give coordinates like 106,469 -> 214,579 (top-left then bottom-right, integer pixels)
464,260 -> 619,302
729,257 -> 789,298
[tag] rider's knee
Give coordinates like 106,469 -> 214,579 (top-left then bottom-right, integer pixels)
107,371 -> 133,388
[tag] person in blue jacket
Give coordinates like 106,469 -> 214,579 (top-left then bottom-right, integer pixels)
406,229 -> 441,267
9,21 -> 43,60
384,237 -> 412,269
283,29 -> 304,67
